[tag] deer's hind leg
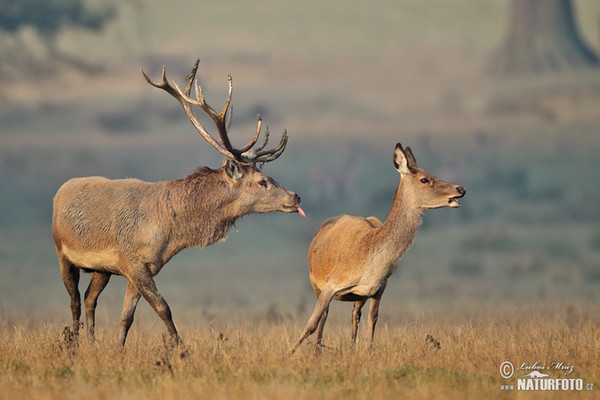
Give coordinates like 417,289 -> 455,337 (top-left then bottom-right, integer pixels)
315,304 -> 329,346
84,271 -> 111,339
290,289 -> 336,354
59,255 -> 82,336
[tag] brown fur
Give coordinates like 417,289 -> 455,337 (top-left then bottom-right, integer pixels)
53,60 -> 303,346
53,162 -> 301,345
291,143 -> 465,353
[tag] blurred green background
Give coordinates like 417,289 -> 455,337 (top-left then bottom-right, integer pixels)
1,0 -> 599,328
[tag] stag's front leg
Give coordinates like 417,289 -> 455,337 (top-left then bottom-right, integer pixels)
126,264 -> 180,345
119,281 -> 141,346
84,271 -> 111,339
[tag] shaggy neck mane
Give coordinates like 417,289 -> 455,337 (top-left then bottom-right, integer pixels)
165,166 -> 242,250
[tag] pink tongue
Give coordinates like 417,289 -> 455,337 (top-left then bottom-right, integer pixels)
297,206 -> 306,218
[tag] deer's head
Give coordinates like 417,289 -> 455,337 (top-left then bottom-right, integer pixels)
222,160 -> 302,215
393,143 -> 465,210
143,59 -> 304,217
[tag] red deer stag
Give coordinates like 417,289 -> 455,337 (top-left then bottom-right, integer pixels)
52,59 -> 304,346
291,143 -> 464,353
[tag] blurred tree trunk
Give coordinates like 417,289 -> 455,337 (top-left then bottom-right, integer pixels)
490,0 -> 599,75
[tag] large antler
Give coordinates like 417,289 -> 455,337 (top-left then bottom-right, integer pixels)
141,59 -> 288,165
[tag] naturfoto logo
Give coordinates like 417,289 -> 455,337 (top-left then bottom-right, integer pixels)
499,361 -> 595,392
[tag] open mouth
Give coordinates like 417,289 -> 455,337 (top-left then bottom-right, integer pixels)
448,187 -> 465,208
448,197 -> 462,208
283,205 -> 306,217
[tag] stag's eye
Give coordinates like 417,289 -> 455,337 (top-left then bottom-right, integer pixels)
258,179 -> 269,188
420,178 -> 430,184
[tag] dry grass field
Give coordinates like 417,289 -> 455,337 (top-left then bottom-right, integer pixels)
1,304 -> 599,399
2,1 -> 600,399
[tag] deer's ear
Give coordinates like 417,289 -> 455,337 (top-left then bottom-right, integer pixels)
225,159 -> 244,180
393,143 -> 411,175
404,146 -> 418,169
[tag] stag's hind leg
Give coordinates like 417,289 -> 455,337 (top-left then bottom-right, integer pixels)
59,255 -> 81,335
84,271 -> 111,339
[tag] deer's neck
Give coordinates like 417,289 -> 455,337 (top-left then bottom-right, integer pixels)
165,168 -> 245,251
372,179 -> 423,264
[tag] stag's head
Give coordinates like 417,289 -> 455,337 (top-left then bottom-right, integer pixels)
393,143 -> 465,210
221,159 -> 303,215
142,59 -> 305,217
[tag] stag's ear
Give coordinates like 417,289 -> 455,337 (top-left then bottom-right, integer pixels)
393,143 -> 411,175
225,159 -> 244,180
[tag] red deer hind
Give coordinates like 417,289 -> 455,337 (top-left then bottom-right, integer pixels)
52,59 -> 304,346
291,143 -> 464,353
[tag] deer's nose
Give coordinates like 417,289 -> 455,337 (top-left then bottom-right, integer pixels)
456,186 -> 466,197
294,193 -> 301,204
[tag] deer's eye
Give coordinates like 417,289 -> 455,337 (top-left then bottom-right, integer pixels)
420,178 -> 430,184
258,179 -> 269,188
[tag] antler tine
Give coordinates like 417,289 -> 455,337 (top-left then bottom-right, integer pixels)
220,75 -> 234,134
184,77 -> 270,160
141,64 -> 236,160
254,124 -> 270,152
225,103 -> 233,132
183,58 -> 200,96
249,130 -> 288,164
141,66 -> 175,96
144,59 -> 290,166
238,114 -> 263,153
174,75 -> 236,155
193,80 -> 206,110
216,75 -> 234,152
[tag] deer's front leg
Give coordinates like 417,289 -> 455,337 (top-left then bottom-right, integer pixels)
119,281 -> 141,346
125,263 -> 180,344
352,299 -> 367,343
368,281 -> 387,343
